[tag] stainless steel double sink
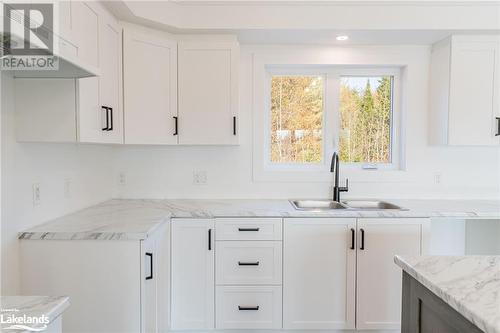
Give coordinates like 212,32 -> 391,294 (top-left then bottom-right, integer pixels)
290,199 -> 405,211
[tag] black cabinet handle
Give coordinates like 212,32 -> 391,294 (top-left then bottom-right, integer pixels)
173,116 -> 178,136
101,106 -> 109,131
108,107 -> 113,131
238,228 -> 260,232
145,252 -> 153,280
496,117 -> 500,136
360,228 -> 365,250
350,228 -> 355,250
238,306 -> 259,311
238,261 -> 259,266
233,116 -> 237,135
208,229 -> 212,251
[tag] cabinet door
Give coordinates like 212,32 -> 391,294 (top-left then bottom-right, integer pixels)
178,41 -> 239,145
141,222 -> 170,333
356,218 -> 426,330
283,218 -> 356,330
123,28 -> 178,145
171,219 -> 215,330
449,38 -> 500,145
99,15 -> 123,144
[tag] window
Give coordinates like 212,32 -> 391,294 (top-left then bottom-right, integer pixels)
270,76 -> 324,164
254,62 -> 401,182
339,76 -> 394,165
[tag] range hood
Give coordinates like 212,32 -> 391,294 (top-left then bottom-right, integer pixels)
1,7 -> 98,79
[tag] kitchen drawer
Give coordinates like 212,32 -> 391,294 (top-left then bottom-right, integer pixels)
216,286 -> 282,329
215,218 -> 282,241
216,241 -> 282,285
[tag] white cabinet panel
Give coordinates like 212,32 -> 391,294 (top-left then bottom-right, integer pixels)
283,218 -> 356,330
77,77 -> 102,142
216,286 -> 282,329
178,40 -> 239,145
171,219 -> 215,330
356,218 -> 427,330
216,241 -> 282,285
20,240 -> 141,332
123,27 -> 178,145
141,222 -> 170,333
429,35 -> 500,146
98,14 -> 123,144
449,39 -> 499,145
215,218 -> 282,241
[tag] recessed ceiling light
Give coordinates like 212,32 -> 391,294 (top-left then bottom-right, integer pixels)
336,35 -> 349,41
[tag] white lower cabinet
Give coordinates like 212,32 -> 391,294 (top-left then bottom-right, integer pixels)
283,218 -> 356,330
171,218 -> 215,330
19,223 -> 169,333
283,217 -> 428,331
216,286 -> 282,329
356,218 -> 428,330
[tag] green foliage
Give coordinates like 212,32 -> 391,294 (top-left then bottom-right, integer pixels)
339,77 -> 392,163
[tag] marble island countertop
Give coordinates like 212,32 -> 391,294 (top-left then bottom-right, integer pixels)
395,255 -> 500,333
0,296 -> 70,331
18,198 -> 500,241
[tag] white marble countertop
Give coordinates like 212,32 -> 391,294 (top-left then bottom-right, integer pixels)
395,255 -> 500,333
18,198 -> 500,241
0,296 -> 70,331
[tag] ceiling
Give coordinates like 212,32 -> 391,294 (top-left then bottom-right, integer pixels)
102,0 -> 500,45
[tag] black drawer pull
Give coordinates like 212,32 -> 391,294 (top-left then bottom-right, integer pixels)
238,228 -> 260,232
238,306 -> 259,311
233,116 -> 237,135
208,229 -> 212,251
238,261 -> 259,266
360,228 -> 365,250
496,117 -> 500,136
173,116 -> 178,136
350,228 -> 355,250
145,252 -> 153,280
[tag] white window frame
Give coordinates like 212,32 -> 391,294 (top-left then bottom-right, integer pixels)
252,54 -> 404,183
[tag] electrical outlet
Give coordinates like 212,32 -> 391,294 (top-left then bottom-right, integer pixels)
434,172 -> 442,185
193,170 -> 207,185
64,178 -> 72,199
119,173 -> 127,186
32,183 -> 41,206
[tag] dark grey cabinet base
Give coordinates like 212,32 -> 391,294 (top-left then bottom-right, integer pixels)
401,272 -> 483,333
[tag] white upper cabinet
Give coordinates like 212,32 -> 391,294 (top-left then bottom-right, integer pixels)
123,25 -> 178,145
78,4 -> 123,144
72,2 -> 99,69
283,218 -> 356,330
429,35 -> 500,146
356,218 -> 429,330
96,9 -> 123,144
16,2 -> 122,144
57,1 -> 99,73
178,39 -> 239,145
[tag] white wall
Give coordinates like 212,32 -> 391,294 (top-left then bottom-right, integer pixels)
0,73 -> 115,294
113,45 -> 500,200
